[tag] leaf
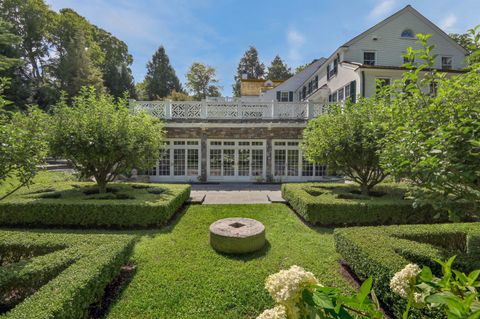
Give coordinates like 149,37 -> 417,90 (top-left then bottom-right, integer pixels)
357,277 -> 373,303
419,266 -> 433,282
313,291 -> 335,309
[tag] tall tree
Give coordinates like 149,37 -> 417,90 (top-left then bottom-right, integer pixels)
52,8 -> 105,98
0,0 -> 54,109
0,18 -> 22,71
233,46 -> 264,96
144,46 -> 181,100
266,55 -> 293,81
295,63 -> 309,74
186,62 -> 221,100
92,26 -> 136,98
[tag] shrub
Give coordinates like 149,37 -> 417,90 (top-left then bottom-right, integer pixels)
334,223 -> 480,318
0,229 -> 135,318
282,183 -> 448,227
0,183 -> 190,228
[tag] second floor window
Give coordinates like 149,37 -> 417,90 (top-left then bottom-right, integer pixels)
442,56 -> 452,69
277,91 -> 294,102
364,52 -> 376,65
327,58 -> 338,80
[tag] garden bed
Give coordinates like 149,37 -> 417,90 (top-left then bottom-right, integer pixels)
334,223 -> 480,318
0,173 -> 190,228
0,229 -> 135,318
282,183 -> 448,227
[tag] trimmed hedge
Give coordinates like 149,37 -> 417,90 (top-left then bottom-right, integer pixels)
0,230 -> 135,318
282,183 -> 448,226
0,183 -> 190,228
334,223 -> 480,318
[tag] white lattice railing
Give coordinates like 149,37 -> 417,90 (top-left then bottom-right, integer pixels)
131,100 -> 326,120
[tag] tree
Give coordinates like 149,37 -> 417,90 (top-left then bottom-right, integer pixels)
166,90 -> 193,101
378,31 -> 480,218
52,9 -> 105,98
233,46 -> 264,96
186,62 -> 221,100
266,55 -> 293,80
144,46 -> 182,100
0,82 -> 49,200
0,18 -> 22,71
92,25 -> 136,98
295,63 -> 309,74
450,26 -> 480,65
302,99 -> 387,195
49,87 -> 164,193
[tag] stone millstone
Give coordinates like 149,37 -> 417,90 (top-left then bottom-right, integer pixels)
209,217 -> 266,254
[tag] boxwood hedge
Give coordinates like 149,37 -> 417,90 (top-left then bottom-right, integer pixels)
0,230 -> 135,318
334,223 -> 480,318
282,183 -> 448,226
0,183 -> 190,228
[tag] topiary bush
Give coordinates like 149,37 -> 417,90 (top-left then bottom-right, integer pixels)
334,223 -> 480,318
0,230 -> 135,318
282,183 -> 448,227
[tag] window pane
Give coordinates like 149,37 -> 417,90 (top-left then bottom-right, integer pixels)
209,150 -> 222,176
187,149 -> 198,176
223,149 -> 235,176
363,52 -> 375,65
315,164 -> 327,176
274,150 -> 286,176
287,149 -> 299,176
252,149 -> 263,176
174,141 -> 185,145
158,149 -> 170,176
238,149 -> 250,176
302,157 -> 313,176
173,149 -> 185,176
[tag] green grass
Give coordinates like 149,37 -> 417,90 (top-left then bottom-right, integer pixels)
106,204 -> 351,319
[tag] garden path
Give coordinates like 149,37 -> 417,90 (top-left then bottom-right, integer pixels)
189,183 -> 285,204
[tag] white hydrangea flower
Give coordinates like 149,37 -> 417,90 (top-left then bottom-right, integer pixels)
390,263 -> 422,299
265,265 -> 320,304
256,305 -> 288,319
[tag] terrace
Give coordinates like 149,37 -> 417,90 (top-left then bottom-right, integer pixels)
131,99 -> 327,121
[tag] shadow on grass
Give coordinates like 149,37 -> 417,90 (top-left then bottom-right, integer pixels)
214,240 -> 272,261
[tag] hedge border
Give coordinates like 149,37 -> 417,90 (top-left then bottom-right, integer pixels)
334,223 -> 480,318
0,230 -> 135,319
0,184 -> 191,228
282,183 -> 448,227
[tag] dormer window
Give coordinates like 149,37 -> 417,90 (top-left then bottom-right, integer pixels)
363,51 -> 376,65
401,29 -> 414,38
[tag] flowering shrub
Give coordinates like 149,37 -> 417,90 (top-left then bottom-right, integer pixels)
257,265 -> 383,319
391,256 -> 480,319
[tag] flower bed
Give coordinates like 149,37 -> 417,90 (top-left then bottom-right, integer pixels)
0,182 -> 190,228
0,229 -> 135,318
282,183 -> 448,227
334,223 -> 480,318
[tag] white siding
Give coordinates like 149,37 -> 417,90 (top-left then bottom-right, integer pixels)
343,10 -> 466,69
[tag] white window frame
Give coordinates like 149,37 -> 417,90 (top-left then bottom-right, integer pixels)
272,139 -> 327,181
441,56 -> 453,70
280,91 -> 289,102
149,138 -> 201,182
207,139 -> 267,181
376,77 -> 391,90
363,51 -> 376,66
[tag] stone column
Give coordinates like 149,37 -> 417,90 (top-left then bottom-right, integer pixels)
266,138 -> 273,182
200,129 -> 208,182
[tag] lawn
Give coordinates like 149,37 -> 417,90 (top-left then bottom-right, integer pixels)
106,204 -> 351,319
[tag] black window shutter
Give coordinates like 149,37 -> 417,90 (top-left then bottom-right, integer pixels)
327,65 -> 331,80
350,81 -> 356,103
276,91 -> 281,101
289,91 -> 293,102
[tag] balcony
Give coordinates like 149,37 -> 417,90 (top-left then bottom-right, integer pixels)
131,100 -> 326,121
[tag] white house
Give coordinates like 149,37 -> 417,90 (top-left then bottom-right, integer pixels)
266,5 -> 467,104
134,5 -> 467,183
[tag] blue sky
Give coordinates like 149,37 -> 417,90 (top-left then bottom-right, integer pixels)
47,0 -> 479,96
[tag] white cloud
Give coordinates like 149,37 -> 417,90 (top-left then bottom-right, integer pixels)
287,29 -> 306,63
368,0 -> 396,20
440,14 -> 457,31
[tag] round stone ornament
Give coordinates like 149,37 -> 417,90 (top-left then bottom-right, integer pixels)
209,217 -> 266,254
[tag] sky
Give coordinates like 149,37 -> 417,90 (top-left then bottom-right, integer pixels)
47,0 -> 479,97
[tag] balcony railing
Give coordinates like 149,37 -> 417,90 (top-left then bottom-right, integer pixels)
131,100 -> 326,120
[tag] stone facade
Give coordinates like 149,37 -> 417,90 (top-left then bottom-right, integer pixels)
165,125 -> 305,181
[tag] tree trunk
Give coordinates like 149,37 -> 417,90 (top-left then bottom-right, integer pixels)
360,183 -> 369,196
97,178 -> 107,194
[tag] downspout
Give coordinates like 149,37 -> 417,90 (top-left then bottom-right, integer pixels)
361,71 -> 365,98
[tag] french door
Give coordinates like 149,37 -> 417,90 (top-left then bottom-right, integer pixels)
207,140 -> 266,181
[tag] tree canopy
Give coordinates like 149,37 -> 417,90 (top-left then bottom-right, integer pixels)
266,55 -> 293,81
186,62 -> 221,100
144,46 -> 182,100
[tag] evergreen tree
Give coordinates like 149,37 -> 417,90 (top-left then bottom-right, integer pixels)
144,46 -> 182,100
295,63 -> 309,74
266,55 -> 293,81
232,46 -> 264,97
186,62 -> 221,100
